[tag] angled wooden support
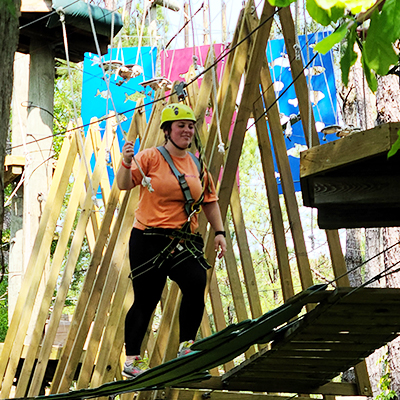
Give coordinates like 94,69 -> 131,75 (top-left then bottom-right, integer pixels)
0,128 -> 78,398
15,128 -> 98,397
28,117 -> 111,396
259,59 -> 314,293
230,183 -> 263,320
252,96 -> 294,302
50,104 -> 146,393
279,7 -> 319,149
203,6 -> 245,163
217,0 -> 274,220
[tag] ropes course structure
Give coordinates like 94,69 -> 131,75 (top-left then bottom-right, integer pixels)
4,0 -> 400,399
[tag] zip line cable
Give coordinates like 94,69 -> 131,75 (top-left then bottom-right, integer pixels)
10,7 -> 328,156
59,8 -> 100,205
86,1 -> 154,192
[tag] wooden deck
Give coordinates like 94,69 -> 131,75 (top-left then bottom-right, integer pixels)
18,0 -> 119,62
220,287 -> 400,394
300,122 -> 400,229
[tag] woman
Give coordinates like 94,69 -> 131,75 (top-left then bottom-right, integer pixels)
116,103 -> 227,379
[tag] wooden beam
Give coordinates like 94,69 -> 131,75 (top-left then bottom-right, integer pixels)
259,49 -> 314,293
279,7 -> 319,148
20,0 -> 51,12
176,377 -> 360,396
253,97 -> 294,301
15,131 -> 97,397
49,102 -> 146,393
300,123 -> 400,178
27,119 -> 110,396
230,183 -> 263,320
0,129 -> 78,398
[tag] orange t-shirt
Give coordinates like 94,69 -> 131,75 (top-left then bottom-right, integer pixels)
130,147 -> 218,232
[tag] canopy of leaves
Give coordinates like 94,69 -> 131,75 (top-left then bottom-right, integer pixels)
268,0 -> 400,93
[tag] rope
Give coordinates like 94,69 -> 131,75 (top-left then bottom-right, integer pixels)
58,7 -> 100,205
86,3 -> 154,192
207,0 -> 225,154
11,8 -> 324,154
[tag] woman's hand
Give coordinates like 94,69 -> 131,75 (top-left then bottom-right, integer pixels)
122,141 -> 134,164
116,141 -> 135,190
214,234 -> 227,259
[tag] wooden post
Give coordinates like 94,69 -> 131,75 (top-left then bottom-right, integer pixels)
8,52 -> 29,322
23,37 -> 55,343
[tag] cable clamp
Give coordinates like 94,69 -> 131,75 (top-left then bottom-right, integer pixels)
175,81 -> 187,101
293,43 -> 301,60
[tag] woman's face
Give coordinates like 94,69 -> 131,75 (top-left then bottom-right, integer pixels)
169,120 -> 195,149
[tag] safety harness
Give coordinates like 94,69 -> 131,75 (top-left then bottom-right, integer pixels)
128,147 -> 211,280
157,146 -> 204,217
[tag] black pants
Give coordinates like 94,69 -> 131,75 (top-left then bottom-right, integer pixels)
125,228 -> 208,356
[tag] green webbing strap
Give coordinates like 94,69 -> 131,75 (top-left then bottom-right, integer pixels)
157,146 -> 201,216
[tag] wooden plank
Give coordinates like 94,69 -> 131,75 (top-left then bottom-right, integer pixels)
300,122 -> 400,178
179,377 -> 359,395
259,57 -> 314,293
312,175 -> 400,205
279,341 -> 389,352
253,96 -> 294,301
27,122 -> 109,396
75,248 -> 131,389
223,222 -> 255,359
294,325 -> 400,337
95,275 -> 134,386
51,113 -> 142,393
20,0 -> 52,12
204,7 -> 244,162
279,6 -> 319,148
15,131 -> 95,397
318,205 -> 400,229
218,1 -> 274,220
324,230 -> 349,287
193,46 -> 218,147
81,256 -> 132,388
169,389 -> 317,400
0,130 -> 78,398
50,102 -> 145,393
230,183 -> 263,319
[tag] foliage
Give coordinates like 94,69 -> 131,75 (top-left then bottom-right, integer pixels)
388,130 -> 400,158
53,60 -> 83,158
268,0 -> 400,93
1,0 -> 18,18
0,275 -> 8,341
376,351 -> 397,400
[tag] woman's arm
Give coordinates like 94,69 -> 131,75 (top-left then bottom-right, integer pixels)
116,141 -> 136,190
202,201 -> 227,259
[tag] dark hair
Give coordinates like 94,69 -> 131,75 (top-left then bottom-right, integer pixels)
162,121 -> 173,144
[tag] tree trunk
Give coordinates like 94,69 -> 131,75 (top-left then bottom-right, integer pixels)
345,229 -> 363,287
0,0 -> 21,281
377,73 -> 400,397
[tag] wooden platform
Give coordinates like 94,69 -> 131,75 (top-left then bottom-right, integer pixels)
220,287 -> 400,394
18,0 -> 119,62
300,122 -> 400,229
4,155 -> 25,186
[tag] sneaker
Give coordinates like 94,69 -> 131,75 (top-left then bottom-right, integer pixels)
122,356 -> 148,379
177,340 -> 194,358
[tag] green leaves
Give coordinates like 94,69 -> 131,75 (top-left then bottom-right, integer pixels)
340,23 -> 358,86
268,0 -> 296,7
307,0 -> 345,25
314,22 -> 349,53
364,1 -> 400,77
388,130 -> 400,158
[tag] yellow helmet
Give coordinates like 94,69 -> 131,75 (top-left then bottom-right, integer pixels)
160,103 -> 196,129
